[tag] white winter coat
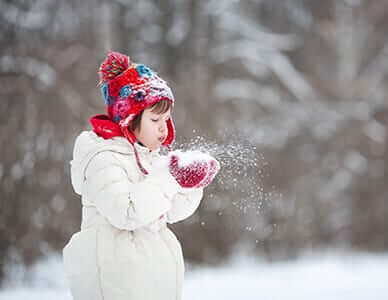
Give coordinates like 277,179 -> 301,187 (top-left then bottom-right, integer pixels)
63,131 -> 203,300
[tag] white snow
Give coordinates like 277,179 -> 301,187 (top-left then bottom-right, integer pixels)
169,150 -> 215,168
1,250 -> 388,299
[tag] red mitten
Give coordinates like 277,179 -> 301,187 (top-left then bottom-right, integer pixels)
197,159 -> 220,188
168,150 -> 220,189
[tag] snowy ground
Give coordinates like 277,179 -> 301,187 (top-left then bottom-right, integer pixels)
1,250 -> 388,300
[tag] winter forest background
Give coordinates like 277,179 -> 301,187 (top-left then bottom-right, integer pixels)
1,0 -> 388,292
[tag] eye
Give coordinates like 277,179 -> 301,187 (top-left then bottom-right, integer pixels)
151,118 -> 159,122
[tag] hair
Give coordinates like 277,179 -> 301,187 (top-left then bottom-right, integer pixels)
129,100 -> 173,132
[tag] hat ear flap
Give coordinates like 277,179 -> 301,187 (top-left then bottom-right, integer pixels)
121,124 -> 137,144
118,113 -> 139,144
162,118 -> 175,147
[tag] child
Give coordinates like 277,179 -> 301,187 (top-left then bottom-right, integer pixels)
63,51 -> 220,300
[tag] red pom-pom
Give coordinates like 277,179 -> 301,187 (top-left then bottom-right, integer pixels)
99,51 -> 130,85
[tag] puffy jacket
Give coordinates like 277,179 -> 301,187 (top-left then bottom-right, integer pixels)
63,131 -> 203,300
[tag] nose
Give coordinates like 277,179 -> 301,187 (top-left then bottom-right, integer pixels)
159,122 -> 167,134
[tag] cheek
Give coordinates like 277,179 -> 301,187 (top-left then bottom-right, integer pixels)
141,121 -> 158,140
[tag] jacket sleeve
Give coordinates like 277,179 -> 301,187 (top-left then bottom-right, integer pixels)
84,151 -> 181,231
167,188 -> 204,224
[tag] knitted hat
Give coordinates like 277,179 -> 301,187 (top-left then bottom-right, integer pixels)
90,51 -> 175,174
99,51 -> 175,144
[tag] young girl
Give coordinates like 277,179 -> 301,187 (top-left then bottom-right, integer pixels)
63,52 -> 219,300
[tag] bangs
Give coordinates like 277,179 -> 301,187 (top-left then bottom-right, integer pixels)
150,100 -> 172,115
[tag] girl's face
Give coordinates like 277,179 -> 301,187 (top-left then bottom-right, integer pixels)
133,107 -> 171,151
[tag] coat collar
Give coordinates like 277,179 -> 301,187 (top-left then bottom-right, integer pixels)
133,141 -> 161,156
90,114 -> 160,157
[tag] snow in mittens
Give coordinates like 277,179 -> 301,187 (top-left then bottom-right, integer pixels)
168,150 -> 218,168
167,150 -> 220,188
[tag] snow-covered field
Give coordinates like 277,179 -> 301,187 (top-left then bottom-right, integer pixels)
1,250 -> 387,300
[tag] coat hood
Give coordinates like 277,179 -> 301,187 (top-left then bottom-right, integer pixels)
70,131 -> 153,195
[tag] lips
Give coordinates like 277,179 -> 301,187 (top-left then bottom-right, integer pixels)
158,136 -> 166,143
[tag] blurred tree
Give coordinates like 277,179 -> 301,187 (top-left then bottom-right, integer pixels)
0,0 -> 387,284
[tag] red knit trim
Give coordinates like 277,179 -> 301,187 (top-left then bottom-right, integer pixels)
89,114 -> 123,139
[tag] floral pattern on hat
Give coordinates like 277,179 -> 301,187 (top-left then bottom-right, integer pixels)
134,89 -> 146,102
113,98 -> 131,118
120,85 -> 132,98
136,64 -> 153,78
